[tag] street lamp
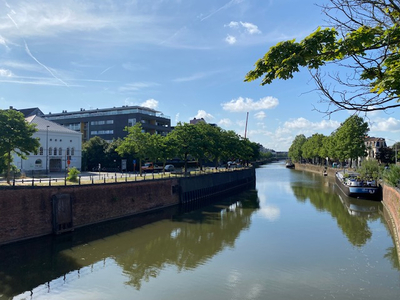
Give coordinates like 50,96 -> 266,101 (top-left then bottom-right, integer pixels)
46,125 -> 49,174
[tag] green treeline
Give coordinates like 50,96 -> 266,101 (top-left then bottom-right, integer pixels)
83,122 -> 272,173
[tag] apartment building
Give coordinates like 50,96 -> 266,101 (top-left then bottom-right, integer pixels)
43,105 -> 171,142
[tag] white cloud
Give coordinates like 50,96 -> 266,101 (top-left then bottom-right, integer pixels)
140,98 -> 158,109
254,111 -> 266,120
370,117 -> 400,132
0,69 -> 14,77
240,22 -> 261,34
226,21 -> 239,28
222,96 -> 279,112
225,21 -> 261,35
283,117 -> 340,131
194,110 -> 214,122
219,118 -> 232,127
225,34 -> 237,45
175,113 -> 180,123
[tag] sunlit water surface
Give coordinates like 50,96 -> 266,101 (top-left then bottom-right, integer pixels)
1,162 -> 399,300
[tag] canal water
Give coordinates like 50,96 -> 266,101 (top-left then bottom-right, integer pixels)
1,162 -> 399,300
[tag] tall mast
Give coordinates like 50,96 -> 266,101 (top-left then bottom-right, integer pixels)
244,112 -> 249,139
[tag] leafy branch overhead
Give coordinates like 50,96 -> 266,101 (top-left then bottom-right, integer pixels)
245,0 -> 400,114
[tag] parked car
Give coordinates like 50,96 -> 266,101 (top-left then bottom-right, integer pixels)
164,164 -> 175,171
141,162 -> 163,173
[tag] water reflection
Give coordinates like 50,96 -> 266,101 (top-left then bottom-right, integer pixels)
0,190 -> 259,298
290,171 -> 380,247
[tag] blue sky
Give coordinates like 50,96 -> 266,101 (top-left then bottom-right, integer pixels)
1,0 -> 399,151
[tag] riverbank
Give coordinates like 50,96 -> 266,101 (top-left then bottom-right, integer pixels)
295,162 -> 400,262
0,168 -> 255,245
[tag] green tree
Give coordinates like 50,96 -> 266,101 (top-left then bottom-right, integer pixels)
288,134 -> 307,162
116,123 -> 150,175
302,135 -> 325,164
105,139 -> 123,170
168,122 -> 204,173
333,115 -> 369,166
245,0 -> 400,114
0,109 -> 40,184
82,136 -> 108,171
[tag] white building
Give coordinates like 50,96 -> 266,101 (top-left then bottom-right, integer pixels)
13,115 -> 82,174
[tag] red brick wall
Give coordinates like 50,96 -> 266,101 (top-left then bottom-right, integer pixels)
0,179 -> 179,245
382,185 -> 400,255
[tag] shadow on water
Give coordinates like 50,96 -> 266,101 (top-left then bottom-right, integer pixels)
289,169 -> 400,270
0,189 -> 260,298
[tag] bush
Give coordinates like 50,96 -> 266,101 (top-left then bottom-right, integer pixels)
358,159 -> 380,180
67,167 -> 80,182
383,165 -> 400,187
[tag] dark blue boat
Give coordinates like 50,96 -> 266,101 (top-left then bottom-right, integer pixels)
335,170 -> 381,201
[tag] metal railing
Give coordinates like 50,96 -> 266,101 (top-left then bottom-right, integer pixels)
1,166 -> 248,188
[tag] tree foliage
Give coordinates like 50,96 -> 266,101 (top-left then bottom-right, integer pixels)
288,115 -> 369,165
116,123 -> 150,175
245,0 -> 400,114
358,158 -> 381,180
288,134 -> 307,162
0,109 -> 40,183
333,115 -> 369,163
383,164 -> 400,186
301,133 -> 325,163
82,136 -> 109,171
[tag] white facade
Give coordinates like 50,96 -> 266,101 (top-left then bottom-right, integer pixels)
13,115 -> 82,174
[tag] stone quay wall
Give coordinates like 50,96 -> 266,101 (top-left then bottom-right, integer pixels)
0,169 -> 256,245
0,179 -> 179,245
382,185 -> 400,261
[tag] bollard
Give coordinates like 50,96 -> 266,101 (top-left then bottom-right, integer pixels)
79,176 -> 81,185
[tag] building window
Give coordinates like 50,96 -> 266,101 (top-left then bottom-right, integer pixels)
59,147 -> 62,155
67,123 -> 81,131
91,131 -> 97,135
54,148 -> 57,155
67,148 -> 70,155
128,118 -> 136,126
71,148 -> 75,156
90,120 -> 113,125
376,141 -> 380,147
35,159 -> 42,167
39,147 -> 43,155
49,147 -> 52,155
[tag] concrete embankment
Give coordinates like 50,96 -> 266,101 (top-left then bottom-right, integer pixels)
295,163 -> 400,260
0,168 -> 255,245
